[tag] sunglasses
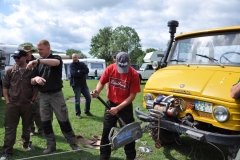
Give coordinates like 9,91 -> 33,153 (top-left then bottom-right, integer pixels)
13,56 -> 21,59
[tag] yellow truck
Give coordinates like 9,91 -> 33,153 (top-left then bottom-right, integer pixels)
135,20 -> 240,159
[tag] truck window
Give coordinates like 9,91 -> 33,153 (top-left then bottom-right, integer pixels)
146,65 -> 153,70
170,33 -> 240,66
91,63 -> 103,69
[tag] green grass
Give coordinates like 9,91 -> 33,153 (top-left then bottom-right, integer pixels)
0,80 -> 228,160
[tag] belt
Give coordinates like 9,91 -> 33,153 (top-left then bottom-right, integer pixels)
41,89 -> 61,94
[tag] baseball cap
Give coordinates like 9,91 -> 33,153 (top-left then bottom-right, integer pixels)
116,52 -> 130,73
11,50 -> 28,57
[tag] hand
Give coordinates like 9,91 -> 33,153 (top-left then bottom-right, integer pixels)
108,107 -> 119,116
26,60 -> 38,70
35,76 -> 46,86
90,89 -> 99,98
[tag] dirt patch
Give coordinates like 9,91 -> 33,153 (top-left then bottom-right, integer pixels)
66,97 -> 95,102
66,97 -> 86,102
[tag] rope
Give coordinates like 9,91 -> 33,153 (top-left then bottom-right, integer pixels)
16,143 -> 112,160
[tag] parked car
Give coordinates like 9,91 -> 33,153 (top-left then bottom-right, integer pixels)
130,64 -> 139,70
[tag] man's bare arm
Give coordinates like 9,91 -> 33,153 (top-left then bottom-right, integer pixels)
91,82 -> 104,98
3,89 -> 10,104
231,83 -> 240,99
37,59 -> 60,66
27,59 -> 60,70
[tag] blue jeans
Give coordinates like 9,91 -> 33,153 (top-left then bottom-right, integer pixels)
72,86 -> 91,116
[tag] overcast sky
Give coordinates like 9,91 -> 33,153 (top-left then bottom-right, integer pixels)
0,0 -> 240,57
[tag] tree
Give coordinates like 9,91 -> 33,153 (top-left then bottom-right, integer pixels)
89,26 -> 142,65
89,27 -> 113,63
110,26 -> 141,53
145,48 -> 158,53
129,47 -> 144,64
66,49 -> 87,59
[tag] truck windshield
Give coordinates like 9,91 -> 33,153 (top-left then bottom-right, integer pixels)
169,32 -> 240,66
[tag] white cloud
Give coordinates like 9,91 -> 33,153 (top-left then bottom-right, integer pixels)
0,0 -> 240,57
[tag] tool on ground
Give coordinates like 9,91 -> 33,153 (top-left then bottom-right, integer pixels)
97,96 -> 143,150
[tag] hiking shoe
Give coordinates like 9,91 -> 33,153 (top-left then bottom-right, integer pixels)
85,112 -> 93,116
30,132 -> 34,136
76,115 -> 81,119
38,131 -> 45,137
0,153 -> 10,160
70,144 -> 81,150
22,143 -> 35,151
43,147 -> 56,154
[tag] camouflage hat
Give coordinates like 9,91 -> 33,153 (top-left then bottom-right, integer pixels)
22,45 -> 35,52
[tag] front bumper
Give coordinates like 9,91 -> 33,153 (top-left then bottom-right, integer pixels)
135,106 -> 240,145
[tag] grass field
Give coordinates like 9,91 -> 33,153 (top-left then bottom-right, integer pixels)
0,80 -> 229,160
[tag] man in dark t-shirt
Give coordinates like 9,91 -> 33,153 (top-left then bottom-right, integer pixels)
26,40 -> 80,155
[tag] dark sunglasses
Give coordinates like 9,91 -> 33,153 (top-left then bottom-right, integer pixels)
13,56 -> 21,59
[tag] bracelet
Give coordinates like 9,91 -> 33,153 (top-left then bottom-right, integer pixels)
116,107 -> 120,111
31,100 -> 35,103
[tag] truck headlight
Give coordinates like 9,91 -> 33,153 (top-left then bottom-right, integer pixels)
213,106 -> 229,122
144,93 -> 153,103
152,61 -> 158,70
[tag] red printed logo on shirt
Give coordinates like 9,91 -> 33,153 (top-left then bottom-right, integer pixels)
110,77 -> 129,90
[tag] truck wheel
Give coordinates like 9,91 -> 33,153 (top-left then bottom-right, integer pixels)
228,145 -> 240,160
150,128 -> 179,145
159,128 -> 180,145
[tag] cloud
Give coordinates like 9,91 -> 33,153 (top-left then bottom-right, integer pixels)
0,0 -> 240,57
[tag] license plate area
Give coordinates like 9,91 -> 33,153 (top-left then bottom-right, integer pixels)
195,100 -> 213,113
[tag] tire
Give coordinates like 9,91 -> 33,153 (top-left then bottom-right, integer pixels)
149,127 -> 180,145
228,145 -> 240,160
159,128 -> 180,145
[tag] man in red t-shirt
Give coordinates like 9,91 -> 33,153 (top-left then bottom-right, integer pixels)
91,52 -> 140,160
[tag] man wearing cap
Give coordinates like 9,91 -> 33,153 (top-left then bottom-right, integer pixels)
1,50 -> 37,160
91,52 -> 141,160
22,45 -> 44,137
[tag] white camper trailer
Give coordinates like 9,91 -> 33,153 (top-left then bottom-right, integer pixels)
62,59 -> 106,80
0,44 -> 21,67
137,51 -> 164,82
